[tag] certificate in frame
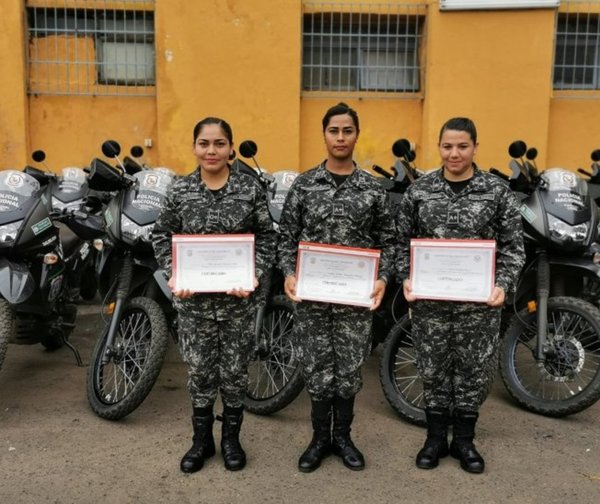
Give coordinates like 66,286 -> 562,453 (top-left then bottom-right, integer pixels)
172,234 -> 255,293
295,241 -> 380,307
410,238 -> 496,302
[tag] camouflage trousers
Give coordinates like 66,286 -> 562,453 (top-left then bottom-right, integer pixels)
177,312 -> 254,409
411,301 -> 501,411
294,301 -> 372,401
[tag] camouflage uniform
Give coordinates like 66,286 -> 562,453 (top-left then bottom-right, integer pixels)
152,167 -> 276,408
396,167 -> 525,410
278,163 -> 396,401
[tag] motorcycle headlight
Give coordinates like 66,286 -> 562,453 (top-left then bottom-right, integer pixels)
121,214 -> 154,243
0,220 -> 23,243
548,214 -> 588,243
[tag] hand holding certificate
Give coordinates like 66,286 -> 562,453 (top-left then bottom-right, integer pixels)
295,242 -> 380,307
172,234 -> 255,293
410,239 -> 496,302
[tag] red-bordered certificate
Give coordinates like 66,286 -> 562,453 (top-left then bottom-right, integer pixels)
172,234 -> 255,293
295,241 -> 380,307
410,238 -> 496,302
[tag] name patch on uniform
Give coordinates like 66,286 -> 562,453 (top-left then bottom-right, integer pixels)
468,193 -> 495,201
234,194 -> 253,202
333,202 -> 345,216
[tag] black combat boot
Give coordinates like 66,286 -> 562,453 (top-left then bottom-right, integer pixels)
449,409 -> 485,474
416,408 -> 450,469
331,395 -> 365,471
180,414 -> 216,473
219,406 -> 246,471
298,399 -> 332,473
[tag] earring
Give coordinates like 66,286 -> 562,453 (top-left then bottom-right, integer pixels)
229,150 -> 236,161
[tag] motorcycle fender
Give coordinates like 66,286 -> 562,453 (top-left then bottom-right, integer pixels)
153,269 -> 173,301
0,257 -> 36,304
549,256 -> 600,278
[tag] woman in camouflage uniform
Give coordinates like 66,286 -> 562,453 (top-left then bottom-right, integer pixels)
152,117 -> 276,473
396,117 -> 525,473
278,103 -> 396,472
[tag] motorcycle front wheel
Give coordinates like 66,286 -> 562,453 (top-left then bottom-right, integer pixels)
500,296 -> 600,417
245,295 -> 304,415
86,296 -> 169,420
0,300 -> 12,373
379,315 -> 426,426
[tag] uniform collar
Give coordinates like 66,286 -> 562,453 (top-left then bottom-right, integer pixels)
188,165 -> 241,195
314,161 -> 370,189
431,164 -> 490,193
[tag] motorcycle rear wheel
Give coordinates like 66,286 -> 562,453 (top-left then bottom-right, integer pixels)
86,296 -> 169,420
0,300 -> 12,373
379,315 -> 426,426
500,296 -> 600,417
245,295 -> 304,415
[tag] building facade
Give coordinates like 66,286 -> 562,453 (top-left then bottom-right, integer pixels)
1,0 -> 599,175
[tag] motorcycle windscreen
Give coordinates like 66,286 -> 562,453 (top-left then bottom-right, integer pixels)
539,168 -> 591,225
122,168 -> 175,226
0,257 -> 35,304
0,171 -> 40,224
268,171 -> 299,224
52,167 -> 88,206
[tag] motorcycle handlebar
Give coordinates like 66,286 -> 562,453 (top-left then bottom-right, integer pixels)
372,164 -> 394,178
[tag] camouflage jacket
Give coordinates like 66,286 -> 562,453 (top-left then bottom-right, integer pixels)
277,162 -> 397,283
396,166 -> 525,294
152,166 -> 276,320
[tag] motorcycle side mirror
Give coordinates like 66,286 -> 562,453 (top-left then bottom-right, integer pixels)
102,140 -> 121,158
87,158 -> 127,191
591,149 -> 600,176
392,139 -> 411,159
130,145 -> 144,158
239,140 -> 258,158
32,150 -> 46,163
508,140 -> 527,159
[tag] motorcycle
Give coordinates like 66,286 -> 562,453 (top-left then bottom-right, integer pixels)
31,150 -> 103,302
379,140 -> 600,426
85,140 -> 176,420
233,141 -> 303,415
0,161 -> 103,373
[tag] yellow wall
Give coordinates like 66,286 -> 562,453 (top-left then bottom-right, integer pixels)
0,1 -> 29,169
422,7 -> 556,172
155,0 -> 302,173
2,0 -> 600,175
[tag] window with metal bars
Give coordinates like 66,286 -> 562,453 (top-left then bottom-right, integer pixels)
302,3 -> 426,94
553,10 -> 600,90
26,1 -> 155,96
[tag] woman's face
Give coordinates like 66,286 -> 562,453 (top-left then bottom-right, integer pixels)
193,124 -> 233,174
324,113 -> 358,161
439,129 -> 478,181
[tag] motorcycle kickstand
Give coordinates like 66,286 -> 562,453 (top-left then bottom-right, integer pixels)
61,334 -> 83,367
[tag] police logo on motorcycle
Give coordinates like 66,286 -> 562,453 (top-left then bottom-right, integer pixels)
144,174 -> 159,187
7,173 -> 24,187
560,172 -> 577,188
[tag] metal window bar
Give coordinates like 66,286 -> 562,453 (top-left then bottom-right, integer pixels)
302,2 -> 427,96
553,0 -> 600,93
25,0 -> 155,97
